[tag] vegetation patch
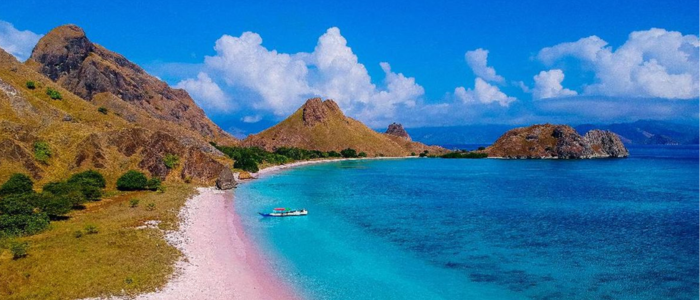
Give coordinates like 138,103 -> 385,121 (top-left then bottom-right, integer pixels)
162,154 -> 179,169
0,183 -> 195,299
440,151 -> 488,159
25,81 -> 35,90
97,106 -> 108,114
33,141 -> 51,164
45,87 -> 62,100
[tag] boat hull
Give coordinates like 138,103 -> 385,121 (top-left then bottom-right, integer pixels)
259,211 -> 308,217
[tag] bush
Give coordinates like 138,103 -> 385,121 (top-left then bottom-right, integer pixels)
0,212 -> 49,236
97,107 -> 108,114
146,203 -> 155,211
73,230 -> 83,238
340,148 -> 358,158
68,170 -> 106,189
45,87 -> 62,100
33,141 -> 51,164
43,180 -> 94,204
9,240 -> 29,259
327,151 -> 341,158
25,81 -> 36,90
358,152 -> 367,157
0,173 -> 34,196
163,154 -> 179,169
234,155 -> 259,173
35,193 -> 73,218
146,178 -> 161,191
477,146 -> 486,151
410,152 -> 416,156
84,224 -> 98,234
440,151 -> 488,159
116,170 -> 148,191
129,199 -> 140,208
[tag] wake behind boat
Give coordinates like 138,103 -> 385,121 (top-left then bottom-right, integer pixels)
259,208 -> 308,217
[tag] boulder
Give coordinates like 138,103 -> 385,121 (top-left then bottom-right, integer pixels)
216,168 -> 236,190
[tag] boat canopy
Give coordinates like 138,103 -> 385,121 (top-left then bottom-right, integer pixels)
274,208 -> 287,211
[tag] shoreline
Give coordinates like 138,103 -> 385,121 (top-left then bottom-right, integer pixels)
132,187 -> 298,300
134,157 -> 408,299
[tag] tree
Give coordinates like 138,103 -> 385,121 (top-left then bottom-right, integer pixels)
68,170 -> 106,188
234,155 -> 259,173
116,170 -> 148,191
0,174 -> 34,196
358,152 -> 367,157
340,148 -> 358,158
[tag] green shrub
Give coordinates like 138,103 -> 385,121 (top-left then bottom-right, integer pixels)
25,81 -> 36,89
35,192 -> 73,218
0,211 -> 49,236
163,154 -> 179,169
45,87 -> 62,100
358,152 -> 367,157
410,152 -> 416,156
0,173 -> 34,196
340,148 -> 358,158
145,178 -> 161,191
97,107 -> 108,114
9,240 -> 29,259
84,224 -> 98,234
477,146 -> 486,151
116,170 -> 148,191
68,170 -> 106,189
33,141 -> 51,164
327,151 -> 341,158
129,199 -> 140,208
146,203 -> 155,211
73,230 -> 83,238
234,155 -> 259,173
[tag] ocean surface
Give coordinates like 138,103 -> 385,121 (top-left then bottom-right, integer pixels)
235,145 -> 699,300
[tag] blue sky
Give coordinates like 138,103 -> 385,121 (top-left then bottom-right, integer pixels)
0,0 -> 698,136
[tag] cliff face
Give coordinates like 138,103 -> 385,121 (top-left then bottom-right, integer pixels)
243,98 -> 446,156
0,38 -> 231,187
485,124 -> 628,159
27,25 -> 236,145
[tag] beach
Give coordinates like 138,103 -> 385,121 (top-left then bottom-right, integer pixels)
133,187 -> 297,300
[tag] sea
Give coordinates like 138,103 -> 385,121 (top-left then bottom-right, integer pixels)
235,145 -> 699,300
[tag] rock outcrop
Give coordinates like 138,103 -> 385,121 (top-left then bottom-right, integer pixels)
27,24 -> 236,145
385,123 -> 411,141
485,124 -> 628,159
243,98 -> 447,156
215,168 -> 236,190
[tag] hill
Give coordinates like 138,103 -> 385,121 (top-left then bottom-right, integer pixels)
25,24 -> 236,145
484,124 -> 628,159
575,120 -> 699,145
243,98 -> 446,156
0,26 -> 234,187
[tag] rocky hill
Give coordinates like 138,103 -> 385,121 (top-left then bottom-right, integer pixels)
385,123 -> 411,140
484,124 -> 628,159
0,27 -> 235,187
243,98 -> 446,156
575,120 -> 699,145
26,24 -> 236,145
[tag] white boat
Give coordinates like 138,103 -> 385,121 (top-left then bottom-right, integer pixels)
259,208 -> 308,217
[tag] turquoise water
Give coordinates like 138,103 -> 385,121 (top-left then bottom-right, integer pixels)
235,146 -> 699,299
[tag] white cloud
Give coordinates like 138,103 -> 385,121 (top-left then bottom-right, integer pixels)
465,48 -> 504,83
0,20 -> 42,61
189,27 -> 424,125
175,72 -> 233,112
242,115 -> 262,123
454,78 -> 515,107
532,69 -> 577,100
537,28 -> 699,99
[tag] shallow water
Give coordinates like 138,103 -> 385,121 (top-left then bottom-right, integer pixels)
236,146 -> 699,299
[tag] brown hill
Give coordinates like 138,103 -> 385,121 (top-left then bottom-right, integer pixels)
0,42 -> 232,187
243,98 -> 446,156
26,24 -> 236,145
484,124 -> 628,159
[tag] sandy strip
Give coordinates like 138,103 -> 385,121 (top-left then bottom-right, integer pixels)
133,187 -> 296,300
254,156 -> 412,177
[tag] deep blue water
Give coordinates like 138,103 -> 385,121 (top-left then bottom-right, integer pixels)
235,145 -> 699,299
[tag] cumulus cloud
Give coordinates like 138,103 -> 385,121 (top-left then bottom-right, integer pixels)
242,115 -> 262,123
454,78 -> 515,107
465,48 -> 504,83
537,28 -> 699,99
0,20 -> 42,61
532,69 -> 577,100
175,72 -> 232,111
182,27 -> 424,125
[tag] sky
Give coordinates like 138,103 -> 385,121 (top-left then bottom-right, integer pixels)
0,0 -> 698,136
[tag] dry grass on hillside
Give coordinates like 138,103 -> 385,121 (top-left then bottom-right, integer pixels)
0,184 -> 196,300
